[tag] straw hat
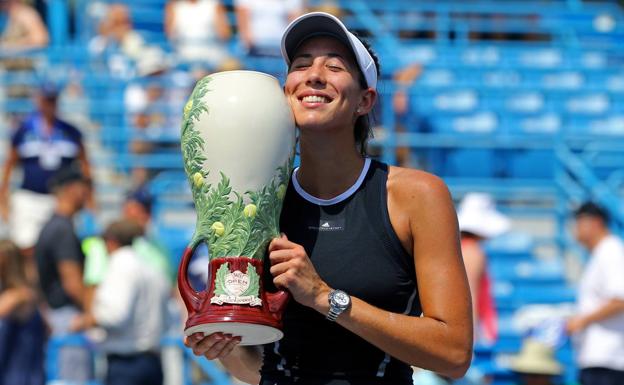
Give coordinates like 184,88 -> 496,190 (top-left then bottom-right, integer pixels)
509,339 -> 563,376
457,193 -> 510,239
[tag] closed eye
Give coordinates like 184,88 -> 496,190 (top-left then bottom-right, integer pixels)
327,65 -> 344,71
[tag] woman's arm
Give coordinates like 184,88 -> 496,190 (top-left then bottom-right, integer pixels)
215,3 -> 231,41
163,2 -> 176,40
184,333 -> 261,384
269,168 -> 473,379
0,147 -> 18,222
0,287 -> 35,318
234,4 -> 252,49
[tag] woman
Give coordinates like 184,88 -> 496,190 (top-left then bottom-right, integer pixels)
457,193 -> 510,344
0,240 -> 46,385
186,12 -> 473,385
164,0 -> 231,66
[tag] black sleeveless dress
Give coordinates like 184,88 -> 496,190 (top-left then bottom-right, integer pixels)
261,159 -> 421,385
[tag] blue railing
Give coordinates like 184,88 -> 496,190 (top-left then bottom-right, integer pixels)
46,334 -> 233,385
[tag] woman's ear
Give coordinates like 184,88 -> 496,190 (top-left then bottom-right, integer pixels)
357,88 -> 377,116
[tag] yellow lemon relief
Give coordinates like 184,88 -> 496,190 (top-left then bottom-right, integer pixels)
277,184 -> 287,200
183,99 -> 193,116
243,204 -> 257,218
193,172 -> 204,188
211,222 -> 225,236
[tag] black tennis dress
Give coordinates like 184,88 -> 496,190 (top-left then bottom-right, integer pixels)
260,158 -> 421,385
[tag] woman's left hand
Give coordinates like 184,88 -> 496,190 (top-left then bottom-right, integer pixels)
268,234 -> 330,310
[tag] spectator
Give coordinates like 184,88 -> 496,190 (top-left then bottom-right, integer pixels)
0,0 -> 48,50
71,219 -> 171,385
88,3 -> 146,61
164,0 -> 231,67
234,0 -> 303,57
57,73 -> 97,133
457,193 -> 510,344
0,239 -> 46,385
391,63 -> 423,167
124,47 -> 177,141
0,83 -> 92,258
509,338 -> 563,385
123,47 -> 188,185
34,165 -> 92,383
567,202 -> 624,385
82,188 -> 174,307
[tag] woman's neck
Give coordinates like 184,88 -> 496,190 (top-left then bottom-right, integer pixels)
297,131 -> 365,200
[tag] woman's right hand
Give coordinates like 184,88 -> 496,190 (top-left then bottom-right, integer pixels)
184,332 -> 242,360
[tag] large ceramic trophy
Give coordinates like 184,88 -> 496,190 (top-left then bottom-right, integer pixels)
177,71 -> 296,345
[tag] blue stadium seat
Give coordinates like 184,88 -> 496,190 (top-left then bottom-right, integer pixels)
565,93 -> 610,115
504,92 -> 545,114
507,149 -> 556,179
433,90 -> 480,112
440,149 -> 502,178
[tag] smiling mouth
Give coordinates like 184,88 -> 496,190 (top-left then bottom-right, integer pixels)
301,95 -> 332,104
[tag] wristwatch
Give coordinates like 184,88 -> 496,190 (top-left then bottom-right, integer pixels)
327,289 -> 351,322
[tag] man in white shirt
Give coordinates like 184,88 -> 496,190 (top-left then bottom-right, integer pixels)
567,202 -> 624,385
71,219 -> 171,385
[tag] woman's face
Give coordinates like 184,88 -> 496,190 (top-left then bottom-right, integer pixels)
284,36 -> 373,133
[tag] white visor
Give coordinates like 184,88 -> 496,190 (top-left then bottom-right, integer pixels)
281,12 -> 377,90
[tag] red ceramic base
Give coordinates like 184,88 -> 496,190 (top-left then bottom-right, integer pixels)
178,252 -> 289,346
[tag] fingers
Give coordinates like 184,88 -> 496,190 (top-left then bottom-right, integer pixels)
269,248 -> 297,265
269,261 -> 290,277
269,244 -> 307,265
219,338 -> 241,358
268,235 -> 295,252
184,332 -> 241,359
269,249 -> 308,281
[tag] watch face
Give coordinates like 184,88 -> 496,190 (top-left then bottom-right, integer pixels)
333,291 -> 350,307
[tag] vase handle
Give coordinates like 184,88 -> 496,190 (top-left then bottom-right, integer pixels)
266,290 -> 290,321
177,245 -> 201,313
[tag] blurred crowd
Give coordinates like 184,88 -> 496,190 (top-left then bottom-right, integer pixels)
2,1 -> 624,385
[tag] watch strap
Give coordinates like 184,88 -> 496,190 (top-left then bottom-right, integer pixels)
326,308 -> 341,322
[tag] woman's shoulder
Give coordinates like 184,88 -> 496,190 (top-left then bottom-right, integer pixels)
386,165 -> 451,202
383,165 -> 457,255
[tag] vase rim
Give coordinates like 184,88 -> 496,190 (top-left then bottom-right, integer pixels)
207,70 -> 279,83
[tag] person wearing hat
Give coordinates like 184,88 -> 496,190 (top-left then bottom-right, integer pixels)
186,12 -> 473,385
81,188 -> 173,307
509,338 -> 563,385
567,202 -> 624,385
0,82 -> 93,257
33,165 -> 92,382
457,193 -> 511,344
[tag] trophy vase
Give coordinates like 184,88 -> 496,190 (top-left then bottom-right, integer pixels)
178,71 -> 296,345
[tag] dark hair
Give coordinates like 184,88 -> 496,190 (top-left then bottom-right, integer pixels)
126,188 -> 153,213
48,164 -> 90,192
102,219 -> 144,247
353,36 -> 380,156
574,201 -> 610,224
